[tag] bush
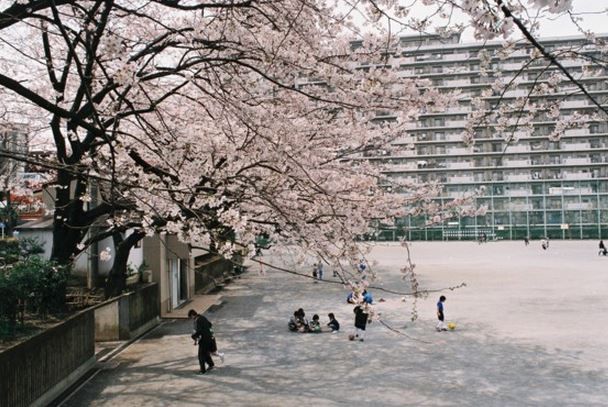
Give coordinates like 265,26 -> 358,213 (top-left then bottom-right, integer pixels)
0,272 -> 18,336
0,258 -> 70,337
0,238 -> 20,265
19,237 -> 46,257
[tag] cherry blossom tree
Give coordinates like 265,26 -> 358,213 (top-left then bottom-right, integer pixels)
0,0 -> 604,298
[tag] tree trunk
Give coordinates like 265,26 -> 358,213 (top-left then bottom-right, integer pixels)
104,230 -> 145,298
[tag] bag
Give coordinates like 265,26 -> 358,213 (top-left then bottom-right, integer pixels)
210,337 -> 218,353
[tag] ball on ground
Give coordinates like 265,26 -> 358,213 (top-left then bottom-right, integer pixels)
447,322 -> 456,330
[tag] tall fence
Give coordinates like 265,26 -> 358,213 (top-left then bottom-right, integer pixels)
0,309 -> 95,407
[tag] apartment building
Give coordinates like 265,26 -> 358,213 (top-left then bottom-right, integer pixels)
364,33 -> 608,241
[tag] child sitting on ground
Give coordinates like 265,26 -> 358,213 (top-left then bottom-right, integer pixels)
309,314 -> 322,333
327,313 -> 340,332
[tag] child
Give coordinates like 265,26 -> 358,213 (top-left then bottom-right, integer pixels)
327,313 -> 340,332
436,295 -> 447,332
358,259 -> 367,274
296,308 -> 309,332
288,311 -> 300,332
362,290 -> 373,304
353,305 -> 368,341
309,314 -> 322,333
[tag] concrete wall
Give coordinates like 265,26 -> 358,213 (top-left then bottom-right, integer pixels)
93,283 -> 159,341
94,298 -> 120,341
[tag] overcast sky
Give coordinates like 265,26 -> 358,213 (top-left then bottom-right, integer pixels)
378,0 -> 608,43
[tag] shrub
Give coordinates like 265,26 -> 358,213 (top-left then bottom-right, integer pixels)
0,272 -> 18,336
0,258 -> 70,336
19,237 -> 46,257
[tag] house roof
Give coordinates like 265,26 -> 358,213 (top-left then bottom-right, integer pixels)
16,215 -> 54,230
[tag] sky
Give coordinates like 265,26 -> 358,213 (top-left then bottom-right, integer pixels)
366,0 -> 608,43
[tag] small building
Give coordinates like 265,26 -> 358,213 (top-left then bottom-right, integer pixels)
15,220 -> 195,316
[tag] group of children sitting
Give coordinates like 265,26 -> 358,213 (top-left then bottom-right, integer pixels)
288,308 -> 340,333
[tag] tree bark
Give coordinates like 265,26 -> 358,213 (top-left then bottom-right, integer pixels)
104,230 -> 145,298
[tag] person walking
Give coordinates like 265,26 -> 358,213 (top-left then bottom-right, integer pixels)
436,295 -> 447,332
189,309 -> 215,374
599,240 -> 607,256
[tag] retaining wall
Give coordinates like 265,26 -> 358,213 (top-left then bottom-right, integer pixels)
94,282 -> 159,341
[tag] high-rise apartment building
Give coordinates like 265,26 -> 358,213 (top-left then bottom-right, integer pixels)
363,34 -> 608,241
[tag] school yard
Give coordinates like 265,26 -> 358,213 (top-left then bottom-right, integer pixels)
61,241 -> 608,406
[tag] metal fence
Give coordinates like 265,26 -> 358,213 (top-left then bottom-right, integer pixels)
0,309 -> 95,407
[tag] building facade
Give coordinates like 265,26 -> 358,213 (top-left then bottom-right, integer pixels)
366,34 -> 608,240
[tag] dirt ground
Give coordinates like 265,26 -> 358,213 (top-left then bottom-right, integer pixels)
61,240 -> 608,406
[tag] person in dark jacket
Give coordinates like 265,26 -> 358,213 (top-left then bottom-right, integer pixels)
189,309 -> 215,374
327,313 -> 340,332
599,240 -> 607,255
353,305 -> 368,341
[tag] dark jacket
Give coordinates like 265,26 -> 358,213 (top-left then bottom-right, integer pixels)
354,307 -> 368,330
328,318 -> 340,331
192,315 -> 214,348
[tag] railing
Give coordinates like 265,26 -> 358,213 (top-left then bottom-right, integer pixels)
0,310 -> 95,407
194,255 -> 237,293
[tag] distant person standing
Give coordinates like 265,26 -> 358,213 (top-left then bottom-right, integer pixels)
317,261 -> 324,280
189,309 -> 215,374
353,305 -> 369,341
358,259 -> 367,274
524,236 -> 530,246
436,295 -> 447,332
541,238 -> 549,250
600,240 -> 607,256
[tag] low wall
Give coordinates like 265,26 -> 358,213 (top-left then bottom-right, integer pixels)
0,310 -> 96,407
94,283 -> 159,341
194,256 -> 237,293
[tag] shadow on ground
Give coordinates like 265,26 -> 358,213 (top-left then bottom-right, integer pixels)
63,260 -> 608,406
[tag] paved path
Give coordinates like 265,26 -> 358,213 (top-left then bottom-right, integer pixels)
63,242 -> 608,406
